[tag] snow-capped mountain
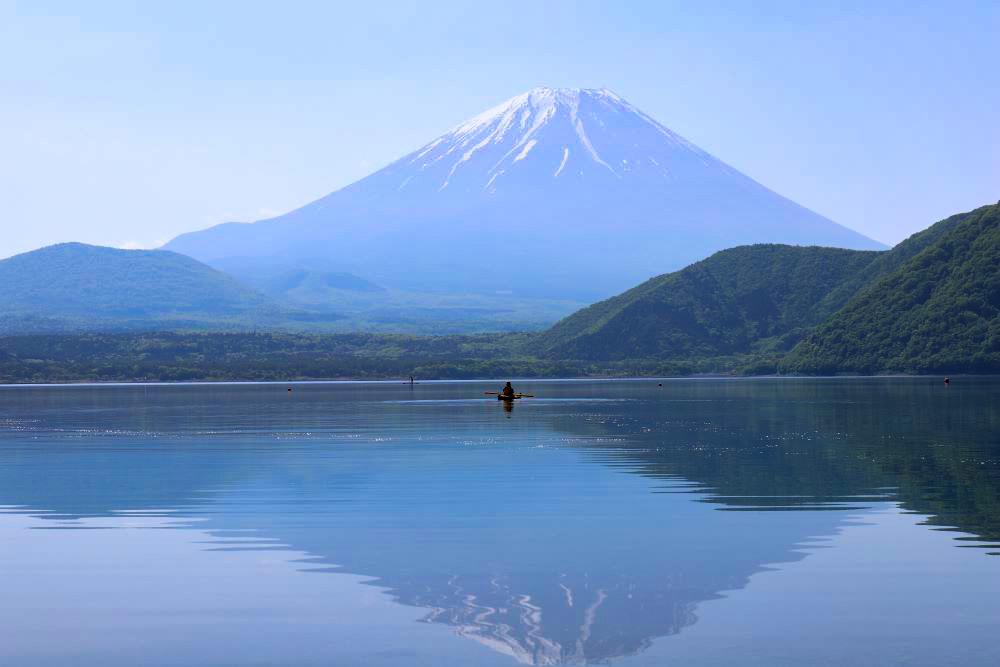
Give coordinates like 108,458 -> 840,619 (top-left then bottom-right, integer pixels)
165,87 -> 883,300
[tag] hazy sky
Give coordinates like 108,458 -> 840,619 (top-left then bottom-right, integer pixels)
1,0 -> 997,258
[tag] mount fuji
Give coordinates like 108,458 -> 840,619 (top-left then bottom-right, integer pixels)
164,87 -> 883,301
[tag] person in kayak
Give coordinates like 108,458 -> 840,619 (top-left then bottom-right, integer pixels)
500,382 -> 516,398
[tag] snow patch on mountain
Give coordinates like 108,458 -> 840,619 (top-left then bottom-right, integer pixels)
404,87 -> 720,192
554,147 -> 570,177
513,139 -> 537,162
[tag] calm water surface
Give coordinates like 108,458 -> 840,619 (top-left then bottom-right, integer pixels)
1,378 -> 998,666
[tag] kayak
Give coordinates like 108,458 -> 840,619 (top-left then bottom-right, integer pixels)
484,391 -> 534,400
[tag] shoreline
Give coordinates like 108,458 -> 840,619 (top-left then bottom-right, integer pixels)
0,373 -> 974,388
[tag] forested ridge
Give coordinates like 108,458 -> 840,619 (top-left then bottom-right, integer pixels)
532,244 -> 880,360
782,202 -> 999,373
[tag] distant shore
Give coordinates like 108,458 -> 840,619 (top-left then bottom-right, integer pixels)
0,331 -> 986,386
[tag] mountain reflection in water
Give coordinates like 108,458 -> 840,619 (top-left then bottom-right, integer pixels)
0,378 -> 997,665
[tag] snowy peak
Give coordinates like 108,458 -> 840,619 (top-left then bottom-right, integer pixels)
444,87 -> 619,138
379,87 -> 719,196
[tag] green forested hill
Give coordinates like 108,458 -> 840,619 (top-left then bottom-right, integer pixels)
0,243 -> 295,332
534,202 -> 999,373
532,245 -> 880,361
782,203 -> 1000,373
812,205 -> 978,318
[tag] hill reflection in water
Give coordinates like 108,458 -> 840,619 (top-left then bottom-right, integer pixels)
0,378 -> 997,665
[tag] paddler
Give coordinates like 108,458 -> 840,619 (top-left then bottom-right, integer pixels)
500,381 -> 516,398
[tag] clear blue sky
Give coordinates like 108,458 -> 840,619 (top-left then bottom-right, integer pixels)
1,0 -> 997,258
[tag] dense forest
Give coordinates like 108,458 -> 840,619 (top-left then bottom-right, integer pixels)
0,332 -> 696,383
532,244 -> 880,360
783,202 -> 1000,373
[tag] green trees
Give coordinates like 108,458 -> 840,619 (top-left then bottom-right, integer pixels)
783,203 -> 1000,373
534,202 -> 999,375
0,243 -> 284,331
533,245 -> 879,361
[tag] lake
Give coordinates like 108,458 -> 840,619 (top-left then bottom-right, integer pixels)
1,378 -> 998,666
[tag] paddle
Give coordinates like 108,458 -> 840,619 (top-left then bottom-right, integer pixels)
483,392 -> 535,398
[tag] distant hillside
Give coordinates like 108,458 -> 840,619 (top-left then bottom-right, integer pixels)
210,257 -> 384,298
533,244 -> 880,361
812,205 -> 977,318
0,243 -> 302,332
783,202 -> 1000,374
259,269 -> 383,294
208,257 -> 578,335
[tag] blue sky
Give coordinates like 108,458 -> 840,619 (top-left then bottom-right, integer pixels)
1,0 -> 997,258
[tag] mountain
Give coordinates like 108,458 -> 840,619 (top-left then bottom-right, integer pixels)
0,243 -> 301,332
257,269 -> 383,294
206,256 -> 577,335
210,257 -> 383,296
532,244 -> 880,361
164,87 -> 883,302
782,202 -> 1000,374
810,202 -> 978,318
535,201 -> 1000,373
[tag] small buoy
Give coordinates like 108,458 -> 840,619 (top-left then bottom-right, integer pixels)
287,387 -> 293,392
658,383 -> 663,387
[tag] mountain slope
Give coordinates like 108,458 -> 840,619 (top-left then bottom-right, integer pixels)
0,243 -> 288,332
533,244 -> 880,361
164,87 -> 883,301
812,205 -> 978,318
782,202 -> 1000,373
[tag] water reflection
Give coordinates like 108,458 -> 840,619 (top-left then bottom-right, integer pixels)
547,379 -> 1000,548
0,379 -> 997,665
